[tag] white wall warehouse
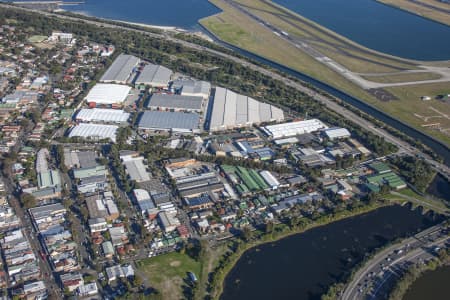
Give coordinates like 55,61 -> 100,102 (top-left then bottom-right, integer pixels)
209,87 -> 284,131
84,84 -> 131,105
262,119 -> 327,138
323,127 -> 351,140
68,123 -> 118,142
75,108 -> 130,124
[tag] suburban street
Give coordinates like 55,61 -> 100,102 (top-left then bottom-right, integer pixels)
1,3 -> 449,181
342,224 -> 449,300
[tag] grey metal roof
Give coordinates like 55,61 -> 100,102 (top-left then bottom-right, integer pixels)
136,64 -> 172,86
147,94 -> 203,110
172,79 -> 211,96
100,54 -> 139,83
138,111 -> 200,131
77,151 -> 97,168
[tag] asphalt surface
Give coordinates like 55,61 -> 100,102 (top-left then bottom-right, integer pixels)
342,224 -> 449,300
1,3 -> 449,178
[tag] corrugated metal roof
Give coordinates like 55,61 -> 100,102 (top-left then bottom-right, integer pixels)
138,111 -> 200,131
69,123 -> 118,142
85,84 -> 131,104
100,54 -> 139,83
148,94 -> 203,110
76,108 -> 130,123
209,87 -> 284,131
136,64 -> 172,86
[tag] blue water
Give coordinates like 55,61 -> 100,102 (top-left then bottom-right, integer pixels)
273,0 -> 450,61
62,0 -> 450,60
63,0 -> 220,29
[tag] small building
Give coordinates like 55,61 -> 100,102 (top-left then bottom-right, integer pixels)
323,127 -> 351,140
171,78 -> 211,99
102,241 -> 114,258
158,211 -> 180,233
185,195 -> 213,210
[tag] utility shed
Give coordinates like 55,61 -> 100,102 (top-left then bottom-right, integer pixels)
147,94 -> 203,112
135,64 -> 172,88
100,54 -> 140,83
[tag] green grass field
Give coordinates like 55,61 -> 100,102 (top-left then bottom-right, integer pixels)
362,72 -> 442,83
386,188 -> 449,215
202,0 -> 450,148
137,252 -> 202,299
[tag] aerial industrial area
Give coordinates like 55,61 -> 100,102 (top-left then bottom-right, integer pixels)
0,6 -> 448,300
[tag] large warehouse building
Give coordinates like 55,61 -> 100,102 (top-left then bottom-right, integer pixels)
135,64 -> 172,88
84,84 -> 131,107
146,94 -> 203,112
208,87 -> 284,132
68,123 -> 118,142
171,79 -> 211,99
100,54 -> 140,84
137,111 -> 200,134
261,119 -> 327,139
75,108 -> 130,124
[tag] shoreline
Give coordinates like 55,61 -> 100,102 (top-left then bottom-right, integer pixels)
211,201 -> 391,299
56,7 -> 187,32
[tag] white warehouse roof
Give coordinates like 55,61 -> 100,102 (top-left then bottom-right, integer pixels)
209,87 -> 284,131
262,119 -> 327,139
75,108 -> 130,123
323,127 -> 351,140
260,170 -> 280,189
85,84 -> 131,105
133,189 -> 151,202
68,123 -> 118,142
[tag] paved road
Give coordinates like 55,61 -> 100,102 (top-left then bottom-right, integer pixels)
2,3 -> 449,177
0,175 -> 62,299
342,224 -> 449,300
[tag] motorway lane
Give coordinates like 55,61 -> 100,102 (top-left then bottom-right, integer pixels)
342,224 -> 448,300
2,3 -> 449,178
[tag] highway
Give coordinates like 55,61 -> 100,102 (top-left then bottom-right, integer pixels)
1,3 -> 449,180
342,224 -> 449,300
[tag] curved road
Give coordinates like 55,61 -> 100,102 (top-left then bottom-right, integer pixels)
1,3 -> 449,178
342,224 -> 449,300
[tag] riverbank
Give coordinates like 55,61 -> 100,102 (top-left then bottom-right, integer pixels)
201,0 -> 450,148
377,0 -> 450,27
208,200 -> 391,299
388,250 -> 450,300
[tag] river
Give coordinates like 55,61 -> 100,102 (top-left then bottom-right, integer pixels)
402,266 -> 450,300
220,205 -> 444,300
62,0 -> 220,29
273,0 -> 450,61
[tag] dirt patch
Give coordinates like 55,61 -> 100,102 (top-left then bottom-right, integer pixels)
368,88 -> 398,102
170,260 -> 181,267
